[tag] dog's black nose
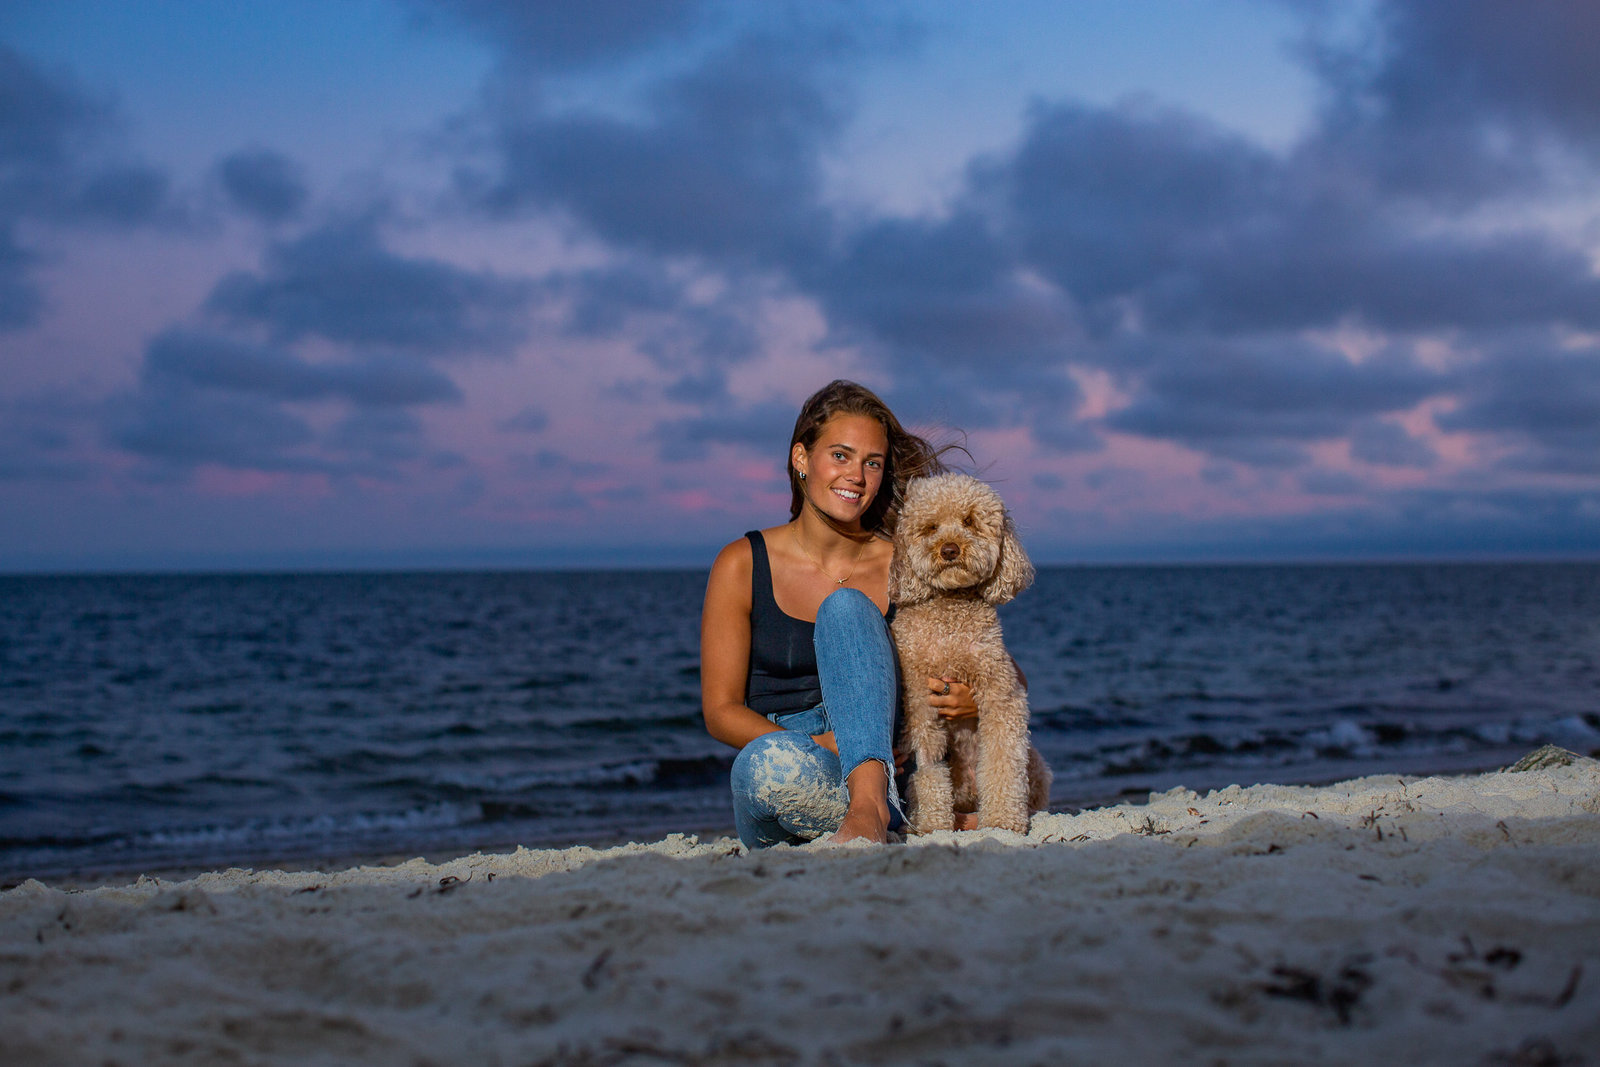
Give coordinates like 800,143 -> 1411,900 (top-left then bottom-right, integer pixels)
939,542 -> 960,562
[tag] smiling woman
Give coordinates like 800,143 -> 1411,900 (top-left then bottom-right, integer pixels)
698,380 -> 965,848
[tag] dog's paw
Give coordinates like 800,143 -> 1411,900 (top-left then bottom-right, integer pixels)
977,810 -> 1029,834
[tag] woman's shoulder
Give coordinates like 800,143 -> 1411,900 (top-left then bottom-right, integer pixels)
704,537 -> 754,619
709,534 -> 755,580
713,526 -> 788,553
710,524 -> 809,579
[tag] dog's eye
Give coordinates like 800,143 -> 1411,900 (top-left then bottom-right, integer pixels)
921,524 -> 937,536
961,513 -> 976,528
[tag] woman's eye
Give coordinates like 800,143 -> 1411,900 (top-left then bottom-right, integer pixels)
866,459 -> 882,470
832,451 -> 846,461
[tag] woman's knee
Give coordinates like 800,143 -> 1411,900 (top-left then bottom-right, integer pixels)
816,586 -> 878,633
731,730 -> 822,794
731,730 -> 847,844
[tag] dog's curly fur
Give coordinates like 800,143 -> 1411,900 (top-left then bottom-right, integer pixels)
889,473 -> 1052,834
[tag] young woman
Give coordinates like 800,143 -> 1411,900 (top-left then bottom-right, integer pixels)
699,380 -> 972,847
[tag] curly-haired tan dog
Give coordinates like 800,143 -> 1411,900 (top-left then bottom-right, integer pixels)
890,473 -> 1052,834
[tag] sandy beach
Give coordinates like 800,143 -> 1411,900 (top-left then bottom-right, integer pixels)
4,747 -> 1597,1066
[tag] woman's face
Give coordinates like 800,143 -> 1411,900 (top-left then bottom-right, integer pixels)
793,413 -> 889,527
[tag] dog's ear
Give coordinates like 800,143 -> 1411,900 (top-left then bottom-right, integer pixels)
888,539 -> 934,606
980,511 -> 1034,605
889,478 -> 935,606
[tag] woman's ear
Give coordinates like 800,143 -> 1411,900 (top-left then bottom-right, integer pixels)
980,512 -> 1035,605
790,441 -> 807,480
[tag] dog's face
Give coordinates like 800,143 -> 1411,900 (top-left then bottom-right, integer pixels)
890,473 -> 1033,606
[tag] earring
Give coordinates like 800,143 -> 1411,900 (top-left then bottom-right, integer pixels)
798,471 -> 806,480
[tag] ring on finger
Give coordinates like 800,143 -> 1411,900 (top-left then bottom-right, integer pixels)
941,681 -> 951,696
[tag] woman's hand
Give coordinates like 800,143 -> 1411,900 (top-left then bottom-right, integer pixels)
927,677 -> 977,719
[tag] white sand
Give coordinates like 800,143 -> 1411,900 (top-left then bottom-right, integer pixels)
5,750 -> 1599,1065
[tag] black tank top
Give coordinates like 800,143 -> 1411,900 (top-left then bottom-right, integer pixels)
744,530 -> 823,716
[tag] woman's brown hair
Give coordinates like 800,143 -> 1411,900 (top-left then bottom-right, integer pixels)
787,380 -> 965,535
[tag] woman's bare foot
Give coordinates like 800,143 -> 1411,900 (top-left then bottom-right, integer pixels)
829,803 -> 889,844
827,759 -> 891,844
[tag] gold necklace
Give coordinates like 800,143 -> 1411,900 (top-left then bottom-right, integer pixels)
792,524 -> 867,586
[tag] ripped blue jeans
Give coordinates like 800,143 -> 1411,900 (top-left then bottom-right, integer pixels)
730,588 -> 902,848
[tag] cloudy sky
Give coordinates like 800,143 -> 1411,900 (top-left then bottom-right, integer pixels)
3,0 -> 1598,571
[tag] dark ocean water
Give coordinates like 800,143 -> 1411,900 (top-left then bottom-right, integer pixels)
2,563 -> 1597,881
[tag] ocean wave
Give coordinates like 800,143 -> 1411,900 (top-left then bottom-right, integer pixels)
0,802 -> 485,878
1041,710 -> 1600,785
428,753 -> 732,793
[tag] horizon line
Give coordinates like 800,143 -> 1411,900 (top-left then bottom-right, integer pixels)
5,547 -> 1598,579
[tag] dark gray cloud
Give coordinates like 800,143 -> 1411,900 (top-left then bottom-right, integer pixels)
1378,487 -> 1600,557
654,399 -> 799,461
1387,0 -> 1600,145
498,406 -> 548,433
658,369 -> 728,406
1025,392 -> 1103,454
326,409 -> 427,466
465,33 -> 841,267
109,389 -> 318,473
1435,336 -> 1600,475
992,99 -> 1600,338
89,202 -> 533,479
106,327 -> 464,477
205,217 -> 533,356
1,43 -> 175,330
555,262 -> 686,337
0,41 -> 105,176
1031,471 -> 1066,491
993,100 -> 1274,319
510,449 -> 609,478
526,262 -> 764,462
0,391 -> 97,481
794,207 -> 1096,449
808,210 -> 1077,367
65,161 -> 171,224
1298,468 -> 1364,496
216,148 -> 309,223
144,330 -> 462,408
1186,222 -> 1600,336
1102,339 -> 1443,464
0,222 -> 39,329
639,307 -> 759,371
546,261 -> 761,370
409,0 -> 705,69
1299,0 -> 1600,201
0,44 -> 173,225
1035,484 -> 1600,562
1349,419 -> 1436,468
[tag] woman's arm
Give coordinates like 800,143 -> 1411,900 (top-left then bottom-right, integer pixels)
700,538 -> 786,749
